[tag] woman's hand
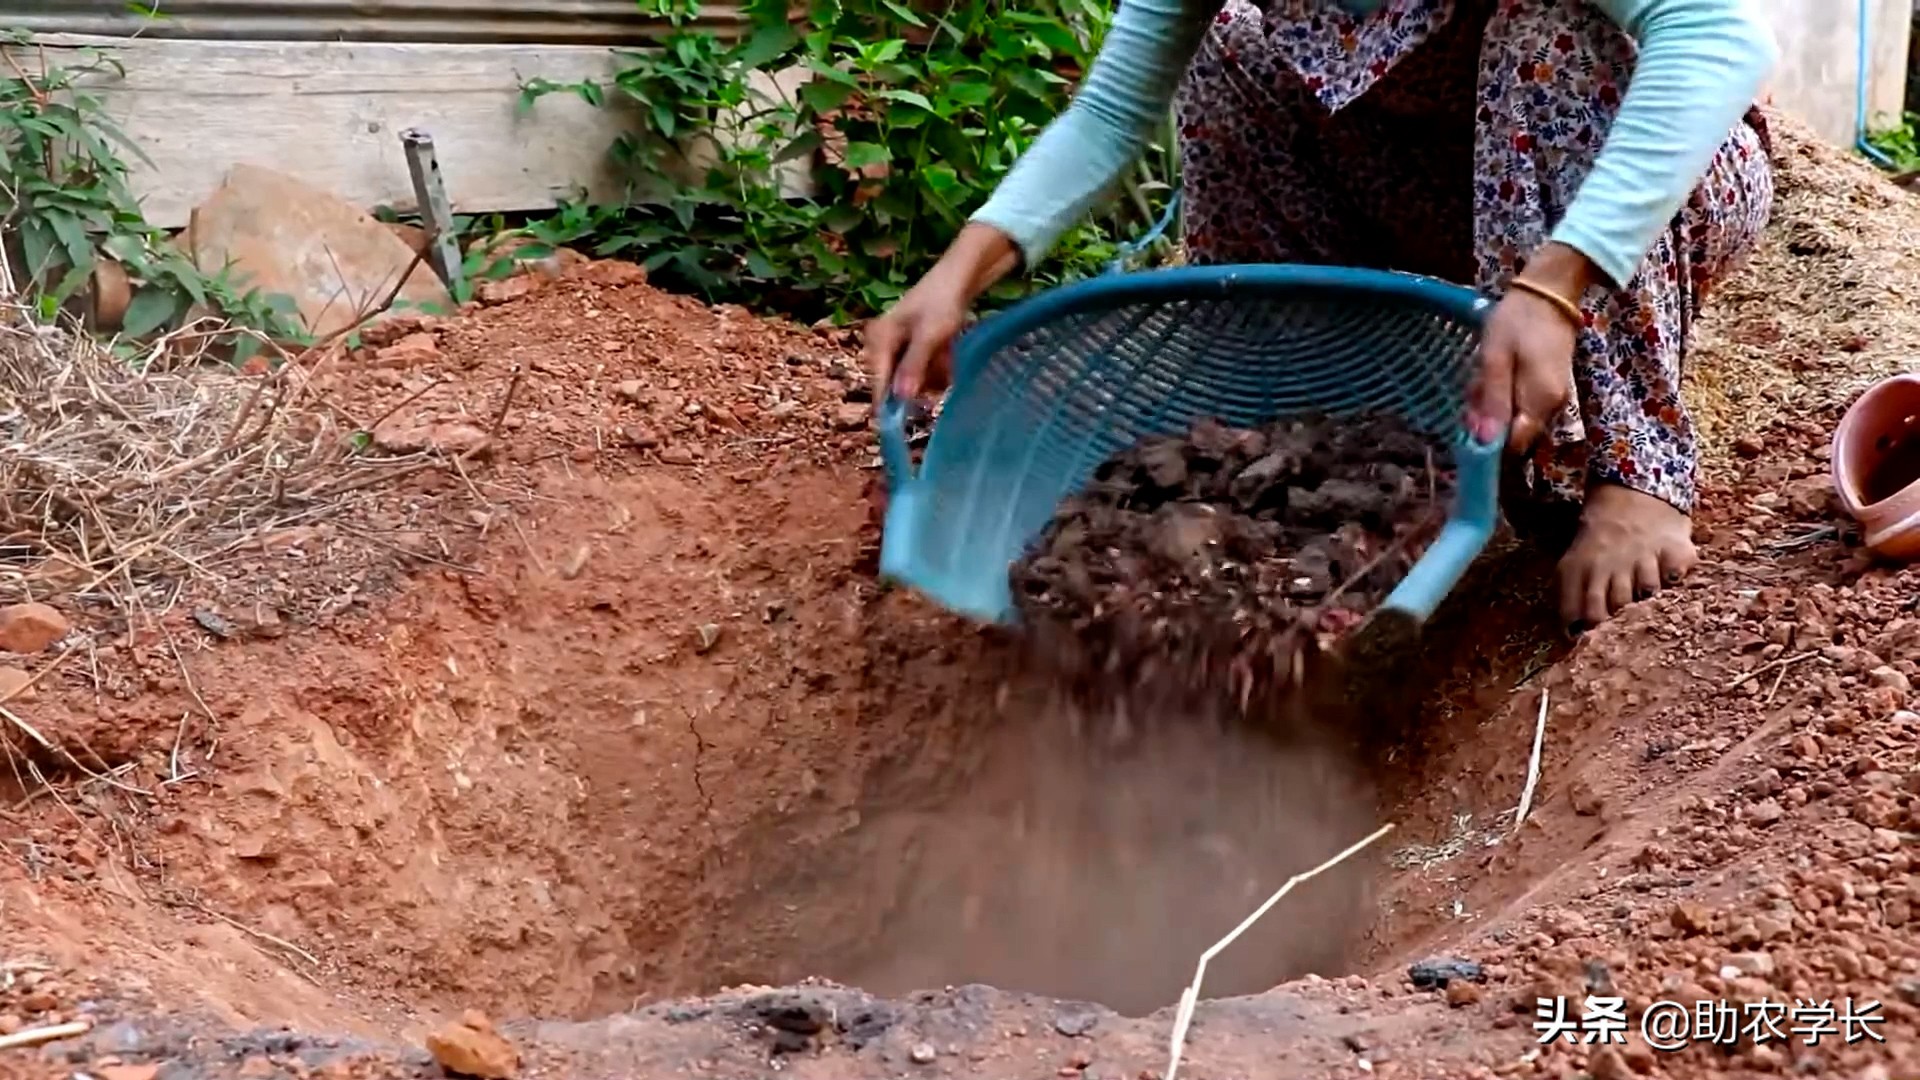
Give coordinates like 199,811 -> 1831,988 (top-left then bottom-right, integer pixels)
1468,243 -> 1598,452
863,223 -> 1022,401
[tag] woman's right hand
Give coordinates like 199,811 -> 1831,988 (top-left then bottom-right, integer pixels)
862,270 -> 970,402
863,223 -> 1022,402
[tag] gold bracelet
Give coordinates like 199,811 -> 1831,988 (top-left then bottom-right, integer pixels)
1508,276 -> 1585,330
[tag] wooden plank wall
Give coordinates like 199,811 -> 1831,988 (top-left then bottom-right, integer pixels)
18,33 -> 811,230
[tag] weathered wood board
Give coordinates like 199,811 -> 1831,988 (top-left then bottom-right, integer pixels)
15,33 -> 811,229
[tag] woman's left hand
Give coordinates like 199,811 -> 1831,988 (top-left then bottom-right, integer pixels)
1468,243 -> 1598,453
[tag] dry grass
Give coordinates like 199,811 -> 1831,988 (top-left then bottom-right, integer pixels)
0,296 -> 444,613
1693,111 -> 1920,472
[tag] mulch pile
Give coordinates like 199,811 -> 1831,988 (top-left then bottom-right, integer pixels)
1009,412 -> 1455,712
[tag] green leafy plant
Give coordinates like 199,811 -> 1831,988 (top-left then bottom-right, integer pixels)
0,32 -> 309,360
522,0 -> 1178,322
1868,112 -> 1920,172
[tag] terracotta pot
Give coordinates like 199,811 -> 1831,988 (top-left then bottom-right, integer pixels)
89,257 -> 131,332
1833,373 -> 1920,560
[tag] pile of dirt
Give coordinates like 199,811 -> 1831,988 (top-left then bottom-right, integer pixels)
1011,412 -> 1452,713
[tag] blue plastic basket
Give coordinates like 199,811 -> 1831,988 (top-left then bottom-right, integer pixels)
876,263 -> 1502,626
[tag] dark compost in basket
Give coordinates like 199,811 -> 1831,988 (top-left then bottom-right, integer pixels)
1009,409 -> 1456,714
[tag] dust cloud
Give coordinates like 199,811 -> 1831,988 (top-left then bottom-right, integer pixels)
833,687 -> 1382,1016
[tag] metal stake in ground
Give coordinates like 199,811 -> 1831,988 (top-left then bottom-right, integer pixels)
400,128 -> 465,296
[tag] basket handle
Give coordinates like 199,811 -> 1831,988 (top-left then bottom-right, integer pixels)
877,396 -> 915,493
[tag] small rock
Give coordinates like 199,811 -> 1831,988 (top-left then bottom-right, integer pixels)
0,1014 -> 19,1035
1053,1009 -> 1100,1037
186,164 -> 451,337
1670,901 -> 1712,934
1567,779 -> 1605,817
1541,908 -> 1591,939
370,419 -> 491,459
1444,981 -> 1482,1007
659,445 -> 696,466
1745,799 -> 1785,827
1407,957 -> 1484,990
1583,959 -> 1616,996
1895,977 -> 1920,1006
694,623 -> 722,654
616,380 -> 646,403
1723,951 -> 1776,978
0,666 -> 36,703
1870,666 -> 1913,695
426,1010 -> 520,1079
910,1043 -> 937,1065
1783,475 -> 1836,518
0,602 -> 69,653
192,609 -> 237,639
1734,435 -> 1765,459
237,1057 -> 275,1080
373,332 -> 440,368
96,1066 -> 161,1080
832,403 -> 871,432
1858,791 -> 1904,822
1872,827 -> 1904,853
475,275 -> 539,306
1831,949 -> 1866,980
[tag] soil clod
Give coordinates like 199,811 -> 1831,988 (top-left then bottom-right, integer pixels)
0,601 -> 69,653
1052,1009 -> 1101,1038
1407,958 -> 1484,990
426,1011 -> 519,1080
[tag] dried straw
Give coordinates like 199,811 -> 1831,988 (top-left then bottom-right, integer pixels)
0,294 -> 432,611
1693,112 -> 1920,470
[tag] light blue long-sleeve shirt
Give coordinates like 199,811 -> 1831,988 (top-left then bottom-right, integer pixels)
971,0 -> 1777,288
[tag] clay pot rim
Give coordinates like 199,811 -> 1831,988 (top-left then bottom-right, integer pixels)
1832,372 -> 1920,518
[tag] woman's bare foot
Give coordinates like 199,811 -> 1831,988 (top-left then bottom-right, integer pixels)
1557,484 -> 1699,628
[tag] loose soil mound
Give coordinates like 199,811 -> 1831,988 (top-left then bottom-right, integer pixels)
1012,412 -> 1452,711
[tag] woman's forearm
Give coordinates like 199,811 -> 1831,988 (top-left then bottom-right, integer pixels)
968,0 -> 1217,268
930,222 -> 1024,303
1553,0 -> 1777,288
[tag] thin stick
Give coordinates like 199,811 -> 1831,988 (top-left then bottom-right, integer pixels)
1317,507 -> 1444,615
189,901 -> 321,967
134,581 -> 217,728
489,363 -> 525,441
0,702 -> 50,749
1513,688 -> 1550,830
1165,823 -> 1395,1080
0,1020 -> 90,1051
1764,662 -> 1792,705
1726,650 -> 1819,690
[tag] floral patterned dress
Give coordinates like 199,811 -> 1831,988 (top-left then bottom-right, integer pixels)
1174,0 -> 1774,515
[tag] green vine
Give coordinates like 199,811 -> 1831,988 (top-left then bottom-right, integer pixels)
521,0 -> 1178,322
0,32 -> 309,360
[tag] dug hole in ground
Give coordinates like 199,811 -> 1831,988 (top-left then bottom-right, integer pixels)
4,113 -> 1920,1080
